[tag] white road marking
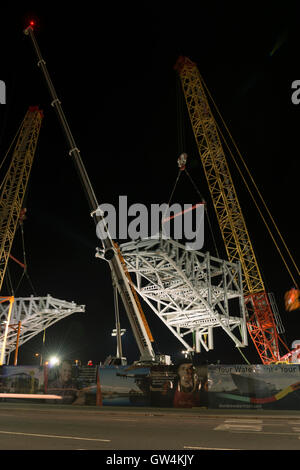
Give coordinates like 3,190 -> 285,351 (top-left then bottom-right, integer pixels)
231,431 -> 300,436
215,423 -> 262,432
225,419 -> 263,424
0,430 -> 110,442
110,418 -> 137,422
184,445 -> 240,450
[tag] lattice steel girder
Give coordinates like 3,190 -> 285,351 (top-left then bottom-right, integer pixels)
0,295 -> 85,363
245,292 -> 280,364
0,107 -> 43,293
174,56 -> 264,296
119,238 -> 248,353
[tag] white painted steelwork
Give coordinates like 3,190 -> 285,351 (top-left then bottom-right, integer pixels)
0,295 -> 85,363
120,238 -> 248,353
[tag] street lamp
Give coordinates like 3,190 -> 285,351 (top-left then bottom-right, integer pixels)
48,356 -> 60,367
181,350 -> 191,359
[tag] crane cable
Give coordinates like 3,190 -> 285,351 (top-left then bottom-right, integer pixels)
176,74 -> 186,155
0,116 -> 37,295
163,165 -> 222,260
161,169 -> 181,237
14,222 -> 37,296
200,73 -> 299,289
175,75 -> 252,365
5,264 -> 15,296
183,167 -> 220,258
175,76 -> 221,258
165,168 -> 251,364
0,118 -> 24,191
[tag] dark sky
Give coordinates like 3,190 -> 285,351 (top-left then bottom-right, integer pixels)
0,2 -> 299,366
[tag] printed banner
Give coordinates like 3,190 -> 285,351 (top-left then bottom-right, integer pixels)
1,362 -> 300,410
207,364 -> 300,410
46,360 -> 97,405
149,362 -> 208,408
98,365 -> 151,406
0,365 -> 45,395
97,362 -> 208,408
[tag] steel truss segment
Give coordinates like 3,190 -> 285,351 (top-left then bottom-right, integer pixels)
0,108 -> 43,293
245,292 -> 280,364
120,238 -> 248,353
0,295 -> 85,362
174,56 -> 264,296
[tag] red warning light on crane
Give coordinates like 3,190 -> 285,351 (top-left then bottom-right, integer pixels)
24,20 -> 36,36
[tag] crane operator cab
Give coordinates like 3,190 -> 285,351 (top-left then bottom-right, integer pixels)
285,287 -> 300,312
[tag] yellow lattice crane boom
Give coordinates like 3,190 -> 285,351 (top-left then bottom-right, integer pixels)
0,106 -> 43,293
175,56 -> 287,364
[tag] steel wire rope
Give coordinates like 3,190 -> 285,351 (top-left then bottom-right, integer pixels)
0,117 -> 28,296
214,116 -> 296,349
199,77 -> 293,357
176,75 -> 264,364
200,73 -> 299,289
159,76 -> 186,236
175,76 -> 221,258
183,168 -> 220,258
14,223 -> 37,296
161,169 -> 182,239
164,75 -> 253,364
176,74 -> 185,154
5,264 -> 14,297
20,223 -> 37,295
237,346 -> 251,365
217,119 -> 298,290
0,115 -> 39,296
177,70 -> 285,363
0,118 -> 24,192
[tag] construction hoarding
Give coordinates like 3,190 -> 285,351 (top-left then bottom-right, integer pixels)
0,363 -> 299,409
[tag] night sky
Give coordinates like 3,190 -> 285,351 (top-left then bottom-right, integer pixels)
1,2 -> 299,366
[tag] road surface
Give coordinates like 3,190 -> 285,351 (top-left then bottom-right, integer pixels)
0,402 -> 300,452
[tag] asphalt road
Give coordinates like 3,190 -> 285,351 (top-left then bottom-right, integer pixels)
0,402 -> 300,453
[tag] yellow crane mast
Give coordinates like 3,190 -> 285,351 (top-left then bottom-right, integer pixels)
175,56 -> 287,364
0,106 -> 43,293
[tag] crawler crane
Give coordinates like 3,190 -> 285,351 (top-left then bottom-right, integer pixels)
175,56 -> 295,364
0,106 -> 85,365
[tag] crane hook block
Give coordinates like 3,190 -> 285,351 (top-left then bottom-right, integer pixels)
178,153 -> 188,171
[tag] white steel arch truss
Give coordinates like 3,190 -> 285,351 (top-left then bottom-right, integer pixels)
0,295 -> 85,363
120,238 -> 248,353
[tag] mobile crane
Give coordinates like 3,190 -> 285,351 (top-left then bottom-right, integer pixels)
174,56 -> 293,364
24,22 -> 157,364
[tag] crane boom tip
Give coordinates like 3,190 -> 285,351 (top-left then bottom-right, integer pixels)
24,20 -> 35,35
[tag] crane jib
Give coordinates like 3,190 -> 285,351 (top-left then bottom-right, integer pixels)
24,24 -> 155,362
